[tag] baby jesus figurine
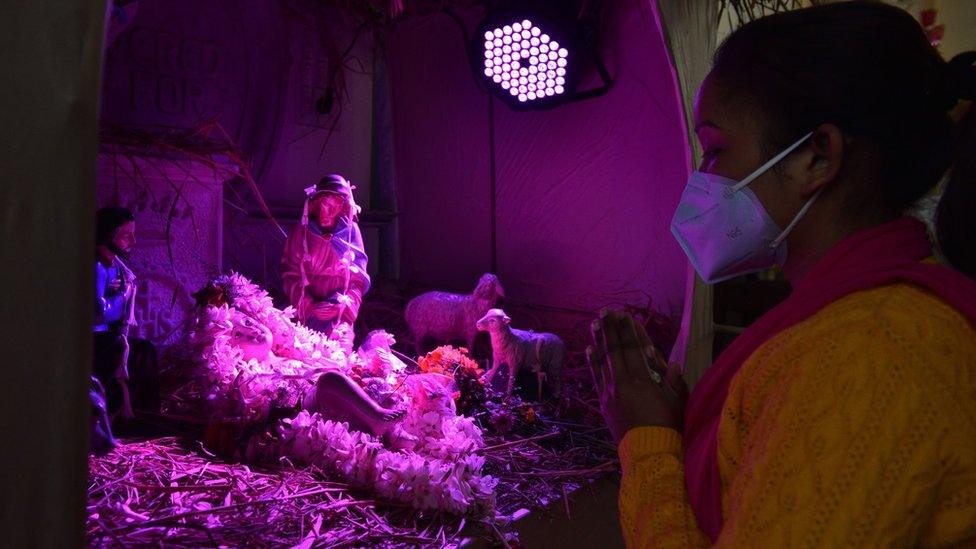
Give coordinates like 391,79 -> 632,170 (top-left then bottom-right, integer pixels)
221,308 -> 406,441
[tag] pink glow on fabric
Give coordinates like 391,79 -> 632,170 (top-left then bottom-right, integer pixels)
389,4 -> 689,322
683,217 -> 976,541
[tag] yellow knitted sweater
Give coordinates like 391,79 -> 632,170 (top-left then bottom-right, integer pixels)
618,283 -> 976,547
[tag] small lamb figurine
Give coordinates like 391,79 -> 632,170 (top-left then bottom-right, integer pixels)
476,308 -> 565,401
405,273 -> 505,354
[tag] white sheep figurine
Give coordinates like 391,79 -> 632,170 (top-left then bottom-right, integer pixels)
476,308 -> 565,401
405,273 -> 505,353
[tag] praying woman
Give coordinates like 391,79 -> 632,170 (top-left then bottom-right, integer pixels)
594,3 -> 976,546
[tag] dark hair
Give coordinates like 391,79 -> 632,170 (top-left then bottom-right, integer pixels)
711,1 -> 976,277
96,206 -> 135,245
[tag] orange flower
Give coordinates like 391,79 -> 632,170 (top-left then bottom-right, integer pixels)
418,345 -> 484,376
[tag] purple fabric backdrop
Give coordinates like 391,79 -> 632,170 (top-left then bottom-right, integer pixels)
390,4 -> 690,328
390,12 -> 495,291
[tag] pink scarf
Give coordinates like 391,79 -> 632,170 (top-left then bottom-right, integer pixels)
683,217 -> 976,541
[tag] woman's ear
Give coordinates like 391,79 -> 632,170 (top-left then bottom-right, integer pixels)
803,123 -> 845,197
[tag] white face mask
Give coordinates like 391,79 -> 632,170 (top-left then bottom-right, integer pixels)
670,131 -> 821,284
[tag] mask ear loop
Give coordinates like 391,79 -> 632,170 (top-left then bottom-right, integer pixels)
730,131 -> 814,194
769,186 -> 825,249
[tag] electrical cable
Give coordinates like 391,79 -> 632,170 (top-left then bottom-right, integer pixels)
443,6 -> 500,273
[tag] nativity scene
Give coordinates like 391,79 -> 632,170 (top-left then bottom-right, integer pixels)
3,0 -> 976,547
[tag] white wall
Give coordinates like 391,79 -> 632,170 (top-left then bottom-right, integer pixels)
939,0 -> 976,58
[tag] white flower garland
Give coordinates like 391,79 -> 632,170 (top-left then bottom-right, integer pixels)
277,411 -> 497,515
186,273 -> 495,515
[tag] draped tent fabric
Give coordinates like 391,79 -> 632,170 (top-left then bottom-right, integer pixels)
492,3 -> 689,314
390,2 -> 691,332
651,0 -> 719,386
